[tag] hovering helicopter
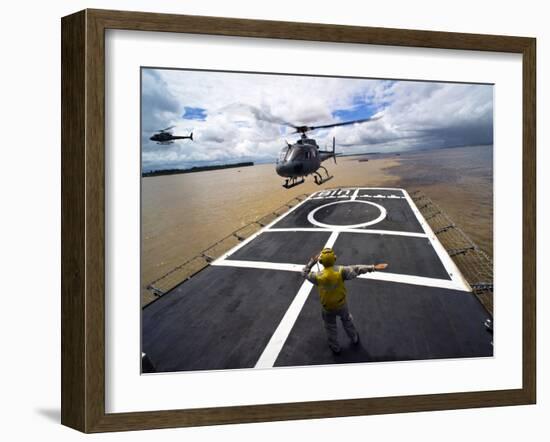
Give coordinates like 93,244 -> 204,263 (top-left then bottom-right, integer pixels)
274,116 -> 381,188
150,126 -> 193,145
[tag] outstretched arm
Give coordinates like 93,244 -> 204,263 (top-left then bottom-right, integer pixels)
341,263 -> 388,280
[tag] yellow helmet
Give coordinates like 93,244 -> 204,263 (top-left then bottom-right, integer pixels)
319,248 -> 336,267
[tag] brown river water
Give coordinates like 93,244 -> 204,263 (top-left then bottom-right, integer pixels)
141,145 -> 493,296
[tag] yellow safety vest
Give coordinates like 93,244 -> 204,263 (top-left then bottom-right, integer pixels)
315,266 -> 347,311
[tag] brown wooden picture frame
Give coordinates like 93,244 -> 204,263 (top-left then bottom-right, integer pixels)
61,8 -> 536,433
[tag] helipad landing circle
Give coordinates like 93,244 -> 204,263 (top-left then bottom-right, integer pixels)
307,200 -> 387,229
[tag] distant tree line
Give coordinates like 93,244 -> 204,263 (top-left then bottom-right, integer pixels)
142,162 -> 254,177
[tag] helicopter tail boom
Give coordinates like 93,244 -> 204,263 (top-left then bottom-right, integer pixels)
171,132 -> 194,141
318,137 -> 338,164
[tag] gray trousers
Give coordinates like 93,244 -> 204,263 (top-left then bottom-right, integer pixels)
321,303 -> 358,352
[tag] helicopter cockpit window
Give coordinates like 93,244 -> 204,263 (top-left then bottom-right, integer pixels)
278,148 -> 290,162
287,149 -> 304,161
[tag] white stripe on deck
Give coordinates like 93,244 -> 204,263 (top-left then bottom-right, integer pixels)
212,258 -> 466,291
267,227 -> 428,238
358,271 -> 464,291
324,230 -> 340,248
357,194 -> 405,199
402,190 -> 471,292
213,260 -> 303,272
254,279 -> 314,369
253,230 -> 340,369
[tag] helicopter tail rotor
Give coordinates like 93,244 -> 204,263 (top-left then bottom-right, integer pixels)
189,132 -> 193,141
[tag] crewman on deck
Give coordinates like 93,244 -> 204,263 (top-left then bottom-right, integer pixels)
301,248 -> 388,354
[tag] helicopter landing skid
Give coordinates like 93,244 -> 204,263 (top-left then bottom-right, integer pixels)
283,177 -> 305,189
313,167 -> 333,186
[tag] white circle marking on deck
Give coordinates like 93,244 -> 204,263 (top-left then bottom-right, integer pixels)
307,200 -> 387,229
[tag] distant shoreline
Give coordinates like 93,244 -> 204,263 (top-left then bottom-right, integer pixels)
142,161 -> 254,177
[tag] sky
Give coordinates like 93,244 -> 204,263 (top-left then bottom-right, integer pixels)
141,68 -> 493,172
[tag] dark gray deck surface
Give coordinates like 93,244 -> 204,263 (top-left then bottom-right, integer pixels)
142,267 -> 304,372
142,187 -> 492,373
273,194 -> 424,233
275,279 -> 491,367
228,231 -> 331,263
335,233 -> 450,280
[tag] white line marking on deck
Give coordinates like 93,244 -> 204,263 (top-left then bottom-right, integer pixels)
311,188 -> 406,200
311,195 -> 405,200
213,260 -> 303,272
310,195 -> 351,199
402,190 -> 471,292
267,227 -> 428,238
357,194 -> 405,199
213,258 -> 465,291
307,200 -> 387,229
254,229 -> 341,369
254,279 -> 314,369
358,272 -> 464,291
324,230 -> 340,248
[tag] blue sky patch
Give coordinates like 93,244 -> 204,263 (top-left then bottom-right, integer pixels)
183,107 -> 207,120
332,101 -> 381,122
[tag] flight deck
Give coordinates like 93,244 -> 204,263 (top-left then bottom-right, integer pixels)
142,187 -> 492,373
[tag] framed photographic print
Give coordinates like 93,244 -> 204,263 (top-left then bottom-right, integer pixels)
61,9 -> 536,433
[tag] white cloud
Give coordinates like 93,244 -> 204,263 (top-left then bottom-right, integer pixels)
141,69 -> 493,170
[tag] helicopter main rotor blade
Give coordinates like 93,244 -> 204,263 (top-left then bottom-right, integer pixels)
158,125 -> 176,132
222,103 -> 298,129
303,114 -> 382,132
253,110 -> 296,129
223,103 -> 382,137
